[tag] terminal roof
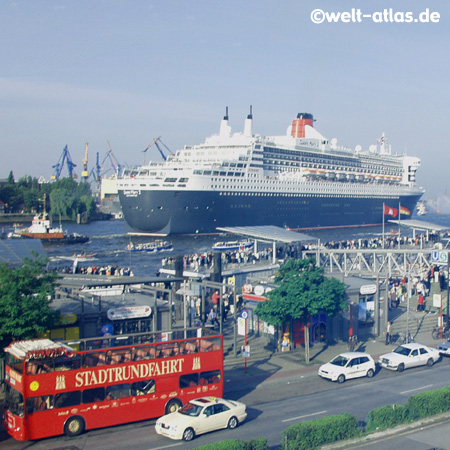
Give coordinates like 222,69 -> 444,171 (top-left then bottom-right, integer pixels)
56,274 -> 183,288
388,219 -> 450,232
216,225 -> 316,243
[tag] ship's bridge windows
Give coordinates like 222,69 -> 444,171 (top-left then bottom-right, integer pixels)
164,178 -> 177,182
179,178 -> 189,182
220,172 -> 227,176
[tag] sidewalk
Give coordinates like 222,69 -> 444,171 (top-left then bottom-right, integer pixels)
223,322 -> 441,394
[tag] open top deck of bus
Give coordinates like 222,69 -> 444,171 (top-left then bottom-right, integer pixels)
5,339 -> 75,360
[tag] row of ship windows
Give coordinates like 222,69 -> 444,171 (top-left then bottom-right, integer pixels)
218,192 -> 389,198
263,149 -> 400,170
265,160 -> 401,176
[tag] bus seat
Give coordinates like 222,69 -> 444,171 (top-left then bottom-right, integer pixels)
26,363 -> 38,375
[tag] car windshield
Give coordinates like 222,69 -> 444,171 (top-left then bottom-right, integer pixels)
330,355 -> 349,367
393,346 -> 411,356
179,402 -> 204,417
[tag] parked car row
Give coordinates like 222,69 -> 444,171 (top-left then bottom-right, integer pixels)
318,343 -> 442,384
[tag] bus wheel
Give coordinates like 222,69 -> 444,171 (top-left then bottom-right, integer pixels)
165,398 -> 182,414
64,416 -> 85,437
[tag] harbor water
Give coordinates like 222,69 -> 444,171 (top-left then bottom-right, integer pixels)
33,211 -> 450,277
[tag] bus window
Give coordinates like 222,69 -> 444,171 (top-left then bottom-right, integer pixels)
199,370 -> 221,385
199,337 -> 221,352
54,391 -> 81,409
107,349 -> 132,364
131,379 -> 156,396
26,360 -> 53,375
83,387 -> 106,403
132,346 -> 156,361
180,340 -> 198,354
26,395 -> 53,414
82,352 -> 106,367
6,353 -> 23,374
179,373 -> 198,388
106,384 -> 131,400
156,343 -> 179,358
5,385 -> 24,417
54,356 -> 81,372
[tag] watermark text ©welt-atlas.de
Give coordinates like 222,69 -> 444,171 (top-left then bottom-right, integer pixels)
311,8 -> 440,24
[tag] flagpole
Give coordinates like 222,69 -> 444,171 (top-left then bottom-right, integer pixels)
382,202 -> 385,249
398,201 -> 401,250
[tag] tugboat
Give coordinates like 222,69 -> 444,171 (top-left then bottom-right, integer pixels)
10,196 -> 89,245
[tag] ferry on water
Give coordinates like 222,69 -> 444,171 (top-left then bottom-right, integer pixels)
117,108 -> 424,235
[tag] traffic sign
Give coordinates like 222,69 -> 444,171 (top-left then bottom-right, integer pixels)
240,310 -> 249,320
431,251 -> 448,264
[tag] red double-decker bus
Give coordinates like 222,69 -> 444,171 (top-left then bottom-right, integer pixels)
2,328 -> 223,441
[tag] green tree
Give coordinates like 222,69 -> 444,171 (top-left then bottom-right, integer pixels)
7,170 -> 15,185
0,259 -> 59,353
255,258 -> 347,363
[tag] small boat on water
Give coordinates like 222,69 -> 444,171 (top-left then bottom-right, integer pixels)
126,240 -> 173,252
416,201 -> 427,216
7,194 -> 89,245
8,213 -> 89,244
212,240 -> 254,252
73,251 -> 97,260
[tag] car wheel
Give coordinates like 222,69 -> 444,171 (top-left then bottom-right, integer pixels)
337,374 -> 345,384
165,398 -> 182,414
427,358 -> 434,367
366,368 -> 374,378
64,416 -> 85,437
228,416 -> 239,429
182,427 -> 195,441
397,363 -> 405,372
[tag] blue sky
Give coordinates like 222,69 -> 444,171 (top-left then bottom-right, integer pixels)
1,0 -> 449,199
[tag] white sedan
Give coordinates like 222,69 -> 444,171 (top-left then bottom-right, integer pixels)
155,397 -> 247,441
318,352 -> 376,383
379,343 -> 441,372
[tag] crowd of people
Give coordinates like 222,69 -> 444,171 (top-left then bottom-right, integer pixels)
51,264 -> 134,276
305,232 -> 440,251
161,247 -> 277,273
386,264 -> 447,311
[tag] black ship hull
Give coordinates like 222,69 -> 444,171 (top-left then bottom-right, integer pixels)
119,189 -> 422,235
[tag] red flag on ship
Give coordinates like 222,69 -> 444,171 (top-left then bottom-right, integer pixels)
400,206 -> 411,216
384,205 -> 398,218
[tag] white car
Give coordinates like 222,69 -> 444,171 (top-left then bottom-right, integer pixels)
379,343 -> 441,372
155,397 -> 247,441
318,352 -> 376,383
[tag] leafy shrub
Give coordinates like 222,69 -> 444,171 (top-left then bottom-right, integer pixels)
407,386 -> 450,420
194,439 -> 269,450
282,413 -> 360,450
365,404 -> 409,432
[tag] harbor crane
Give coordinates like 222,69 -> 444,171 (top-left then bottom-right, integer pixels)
51,145 -> 77,180
101,140 -> 124,177
143,137 -> 173,161
81,142 -> 89,182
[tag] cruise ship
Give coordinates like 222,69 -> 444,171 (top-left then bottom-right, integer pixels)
117,109 -> 424,235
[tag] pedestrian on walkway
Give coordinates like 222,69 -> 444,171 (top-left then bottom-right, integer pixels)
385,321 -> 392,345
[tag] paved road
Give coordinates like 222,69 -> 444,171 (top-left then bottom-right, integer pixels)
2,338 -> 450,450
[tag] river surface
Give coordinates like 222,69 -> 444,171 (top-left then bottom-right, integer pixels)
31,211 -> 450,277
